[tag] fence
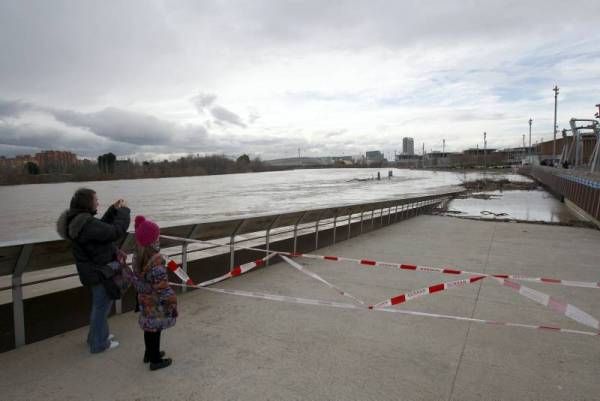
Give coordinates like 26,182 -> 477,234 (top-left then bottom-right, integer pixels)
525,166 -> 600,222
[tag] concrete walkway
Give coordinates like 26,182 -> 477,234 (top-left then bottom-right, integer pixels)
2,215 -> 600,401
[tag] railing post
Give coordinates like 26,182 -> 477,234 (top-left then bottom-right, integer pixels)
13,244 -> 33,348
347,212 -> 352,240
360,210 -> 364,233
393,204 -> 399,222
380,208 -> 384,226
370,209 -> 375,229
332,215 -> 338,244
265,216 -> 279,266
314,219 -> 320,250
387,206 -> 392,225
293,212 -> 307,254
230,220 -> 244,272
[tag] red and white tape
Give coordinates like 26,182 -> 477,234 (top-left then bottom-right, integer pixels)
169,280 -> 599,337
166,252 -> 275,287
160,234 -> 600,335
371,275 -> 486,308
493,277 -> 600,330
160,234 -> 600,289
281,255 -> 365,305
289,252 -> 600,289
166,260 -> 194,285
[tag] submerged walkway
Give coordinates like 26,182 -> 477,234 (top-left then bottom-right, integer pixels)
2,215 -> 600,401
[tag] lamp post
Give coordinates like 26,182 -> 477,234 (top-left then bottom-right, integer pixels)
528,118 -> 533,164
483,132 -> 487,168
553,86 -> 559,165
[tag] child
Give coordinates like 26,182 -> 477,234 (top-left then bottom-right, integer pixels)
124,215 -> 178,371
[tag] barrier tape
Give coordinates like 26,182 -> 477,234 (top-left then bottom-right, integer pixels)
161,234 -> 600,333
169,281 -> 599,337
371,275 -> 486,308
280,255 -> 366,305
160,234 -> 600,289
493,277 -> 600,330
166,252 -> 276,288
290,252 -> 600,290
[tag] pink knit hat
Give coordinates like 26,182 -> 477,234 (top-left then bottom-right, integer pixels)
134,215 -> 160,247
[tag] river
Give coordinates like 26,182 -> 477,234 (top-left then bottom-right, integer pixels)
0,168 -> 529,244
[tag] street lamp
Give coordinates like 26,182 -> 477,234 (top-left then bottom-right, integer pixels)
553,85 -> 559,164
528,118 -> 533,164
483,132 -> 487,168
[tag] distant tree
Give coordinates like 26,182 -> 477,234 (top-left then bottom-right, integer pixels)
25,161 -> 40,175
236,154 -> 251,164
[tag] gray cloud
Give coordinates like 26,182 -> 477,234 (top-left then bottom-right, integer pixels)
51,107 -> 185,145
0,99 -> 34,119
190,92 -> 247,128
209,106 -> 246,128
0,121 -> 123,156
190,93 -> 217,113
0,98 -> 216,157
1,1 -> 599,159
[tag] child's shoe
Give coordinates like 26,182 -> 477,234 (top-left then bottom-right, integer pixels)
150,358 -> 172,371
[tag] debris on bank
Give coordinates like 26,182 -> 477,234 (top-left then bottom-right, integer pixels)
461,178 -> 538,191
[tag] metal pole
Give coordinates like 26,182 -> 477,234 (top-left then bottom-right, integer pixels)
230,220 -> 244,271
332,216 -> 337,244
529,118 -> 533,164
347,213 -> 352,240
13,244 -> 33,348
483,132 -> 487,168
293,212 -> 307,254
359,211 -> 364,234
553,85 -> 559,163
314,219 -> 320,249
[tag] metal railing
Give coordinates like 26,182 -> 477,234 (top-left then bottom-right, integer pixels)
0,190 -> 462,349
524,166 -> 600,222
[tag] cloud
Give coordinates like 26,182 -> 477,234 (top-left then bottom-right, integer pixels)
0,99 -> 34,119
50,107 -> 191,145
209,105 -> 246,128
1,1 -> 599,158
190,93 -> 217,113
190,92 -> 247,127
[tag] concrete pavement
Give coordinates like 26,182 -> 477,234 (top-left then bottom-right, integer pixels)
1,215 -> 599,401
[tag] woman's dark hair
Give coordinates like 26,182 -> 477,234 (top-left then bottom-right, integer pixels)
70,188 -> 97,212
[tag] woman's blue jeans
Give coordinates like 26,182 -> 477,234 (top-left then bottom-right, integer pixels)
87,284 -> 113,353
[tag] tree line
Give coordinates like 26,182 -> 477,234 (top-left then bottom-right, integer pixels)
0,153 -> 269,185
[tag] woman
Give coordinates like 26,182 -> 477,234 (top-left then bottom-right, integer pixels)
57,188 -> 130,353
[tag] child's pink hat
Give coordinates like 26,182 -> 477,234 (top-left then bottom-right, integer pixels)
134,215 -> 160,246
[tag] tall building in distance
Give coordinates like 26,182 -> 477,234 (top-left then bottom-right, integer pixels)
402,137 -> 414,155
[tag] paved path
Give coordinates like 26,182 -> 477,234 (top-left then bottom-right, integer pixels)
2,215 -> 600,401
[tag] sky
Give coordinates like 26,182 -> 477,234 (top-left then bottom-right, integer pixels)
1,0 -> 599,161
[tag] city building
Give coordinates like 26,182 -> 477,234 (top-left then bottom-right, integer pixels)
365,150 -> 385,166
0,150 -> 79,173
402,137 -> 414,155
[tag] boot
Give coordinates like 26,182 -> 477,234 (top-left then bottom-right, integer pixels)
150,358 -> 172,371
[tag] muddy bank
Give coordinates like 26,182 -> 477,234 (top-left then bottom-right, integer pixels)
432,212 -> 597,229
461,178 -> 538,191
